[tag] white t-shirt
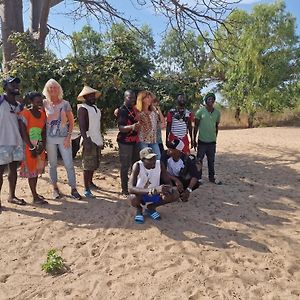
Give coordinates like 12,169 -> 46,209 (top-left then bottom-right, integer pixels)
0,98 -> 23,146
167,157 -> 184,177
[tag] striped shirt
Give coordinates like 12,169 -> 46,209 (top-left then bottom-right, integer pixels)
167,108 -> 193,139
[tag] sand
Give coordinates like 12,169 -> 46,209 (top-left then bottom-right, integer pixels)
0,127 -> 300,300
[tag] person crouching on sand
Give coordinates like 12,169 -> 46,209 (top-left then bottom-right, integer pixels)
128,147 -> 179,224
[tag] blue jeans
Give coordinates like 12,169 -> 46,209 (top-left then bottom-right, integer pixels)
139,142 -> 161,160
46,142 -> 77,189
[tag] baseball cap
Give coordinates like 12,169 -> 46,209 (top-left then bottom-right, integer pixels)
140,147 -> 157,160
3,76 -> 21,87
167,139 -> 185,152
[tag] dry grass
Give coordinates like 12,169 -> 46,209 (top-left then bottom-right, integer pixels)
219,108 -> 300,129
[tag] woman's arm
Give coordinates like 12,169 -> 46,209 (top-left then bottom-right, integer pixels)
64,110 -> 74,148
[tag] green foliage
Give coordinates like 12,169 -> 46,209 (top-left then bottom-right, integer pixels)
155,28 -> 207,111
159,29 -> 207,75
213,0 -> 300,122
7,32 -> 60,93
41,249 -> 65,275
71,25 -> 104,57
6,24 -> 156,130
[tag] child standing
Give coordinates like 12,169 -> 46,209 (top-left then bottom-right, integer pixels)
19,92 -> 48,204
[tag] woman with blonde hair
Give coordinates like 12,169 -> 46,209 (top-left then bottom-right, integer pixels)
43,79 -> 81,199
136,91 -> 163,160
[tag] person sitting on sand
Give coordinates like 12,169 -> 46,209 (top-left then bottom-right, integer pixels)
19,92 -> 48,205
77,86 -> 103,198
128,147 -> 179,224
0,76 -> 26,212
162,139 -> 199,202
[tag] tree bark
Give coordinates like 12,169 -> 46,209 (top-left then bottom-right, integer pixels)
0,0 -> 24,71
30,0 -> 63,48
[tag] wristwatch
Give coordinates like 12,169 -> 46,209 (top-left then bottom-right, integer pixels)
187,187 -> 192,193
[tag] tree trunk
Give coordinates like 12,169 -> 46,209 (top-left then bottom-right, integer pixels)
0,0 -> 24,71
247,112 -> 255,128
30,0 -> 63,49
0,0 -> 64,71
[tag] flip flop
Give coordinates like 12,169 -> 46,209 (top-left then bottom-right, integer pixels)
134,214 -> 144,224
145,209 -> 161,220
33,197 -> 49,205
8,197 -> 27,206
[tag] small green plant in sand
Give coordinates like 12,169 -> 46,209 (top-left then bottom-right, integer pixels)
42,249 -> 65,275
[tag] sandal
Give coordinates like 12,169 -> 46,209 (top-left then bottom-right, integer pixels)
134,214 -> 144,224
84,189 -> 95,198
71,189 -> 82,200
8,197 -> 27,206
33,197 -> 48,205
145,209 -> 161,220
53,189 -> 62,199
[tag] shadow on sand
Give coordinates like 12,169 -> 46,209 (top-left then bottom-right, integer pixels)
5,146 -> 300,253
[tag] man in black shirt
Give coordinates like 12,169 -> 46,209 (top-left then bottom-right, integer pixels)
162,139 -> 199,202
117,90 -> 140,195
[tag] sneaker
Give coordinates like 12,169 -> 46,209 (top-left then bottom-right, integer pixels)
71,189 -> 82,200
53,188 -> 62,199
84,189 -> 95,198
90,183 -> 101,191
209,178 -> 223,185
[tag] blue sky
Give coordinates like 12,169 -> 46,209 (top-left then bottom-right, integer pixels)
44,0 -> 300,57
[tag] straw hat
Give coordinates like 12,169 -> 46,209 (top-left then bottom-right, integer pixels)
77,86 -> 101,101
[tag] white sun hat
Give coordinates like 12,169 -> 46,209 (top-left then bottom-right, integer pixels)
77,86 -> 101,101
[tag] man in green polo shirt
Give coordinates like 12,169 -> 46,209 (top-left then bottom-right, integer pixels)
193,92 -> 222,184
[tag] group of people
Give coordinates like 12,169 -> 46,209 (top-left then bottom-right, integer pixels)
116,90 -> 221,223
0,76 -> 221,224
0,76 -> 104,212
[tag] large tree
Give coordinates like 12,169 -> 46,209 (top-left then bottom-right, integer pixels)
0,0 -> 63,70
213,0 -> 300,127
0,0 -> 240,71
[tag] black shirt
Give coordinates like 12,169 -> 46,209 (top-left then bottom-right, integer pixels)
117,105 -> 139,144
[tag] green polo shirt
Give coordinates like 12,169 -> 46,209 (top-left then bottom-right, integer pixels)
195,107 -> 221,143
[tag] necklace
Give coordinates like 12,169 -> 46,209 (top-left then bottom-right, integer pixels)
4,96 -> 18,114
124,105 -> 135,119
175,108 -> 185,122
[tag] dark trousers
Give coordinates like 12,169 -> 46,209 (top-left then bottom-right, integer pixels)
118,142 -> 139,193
197,141 -> 216,181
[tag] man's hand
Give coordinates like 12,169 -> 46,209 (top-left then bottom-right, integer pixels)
181,190 -> 190,202
83,137 -> 93,151
131,122 -> 139,132
175,179 -> 184,193
193,140 -> 198,151
156,184 -> 172,195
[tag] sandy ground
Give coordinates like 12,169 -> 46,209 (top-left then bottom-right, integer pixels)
0,127 -> 300,300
